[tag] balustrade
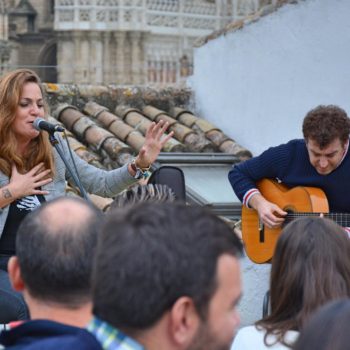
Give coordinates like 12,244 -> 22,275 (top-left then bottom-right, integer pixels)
53,0 -> 271,85
54,0 -> 244,33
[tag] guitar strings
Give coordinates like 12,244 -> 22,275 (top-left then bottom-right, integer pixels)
285,212 -> 350,226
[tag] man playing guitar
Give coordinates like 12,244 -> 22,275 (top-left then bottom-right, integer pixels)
229,105 -> 350,230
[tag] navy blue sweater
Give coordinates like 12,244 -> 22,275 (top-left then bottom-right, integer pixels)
0,320 -> 102,350
228,139 -> 350,213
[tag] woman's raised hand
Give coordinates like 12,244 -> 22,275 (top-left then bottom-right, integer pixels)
135,120 -> 174,168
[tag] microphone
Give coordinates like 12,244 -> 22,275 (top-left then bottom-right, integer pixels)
33,118 -> 65,134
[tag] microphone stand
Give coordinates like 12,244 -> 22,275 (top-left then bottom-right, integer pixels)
48,133 -> 90,202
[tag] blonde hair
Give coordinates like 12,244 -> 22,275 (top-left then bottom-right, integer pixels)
0,69 -> 54,176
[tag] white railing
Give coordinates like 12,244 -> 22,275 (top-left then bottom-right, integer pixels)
55,0 -> 236,35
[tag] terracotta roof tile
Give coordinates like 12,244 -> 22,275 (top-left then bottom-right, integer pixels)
45,83 -> 252,161
115,106 -> 186,152
54,104 -> 133,168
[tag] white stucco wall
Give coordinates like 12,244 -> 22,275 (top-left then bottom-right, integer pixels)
190,0 -> 350,328
191,0 -> 350,156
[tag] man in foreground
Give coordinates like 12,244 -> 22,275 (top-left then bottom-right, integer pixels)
0,197 -> 102,349
89,202 -> 243,350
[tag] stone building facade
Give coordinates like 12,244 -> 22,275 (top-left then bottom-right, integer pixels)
0,0 -> 275,84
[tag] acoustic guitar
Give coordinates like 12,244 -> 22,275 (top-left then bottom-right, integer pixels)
241,178 -> 350,264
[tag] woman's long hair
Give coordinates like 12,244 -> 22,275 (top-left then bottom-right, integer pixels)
256,217 -> 350,348
0,69 -> 54,176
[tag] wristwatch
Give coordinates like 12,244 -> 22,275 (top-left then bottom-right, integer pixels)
130,159 -> 151,180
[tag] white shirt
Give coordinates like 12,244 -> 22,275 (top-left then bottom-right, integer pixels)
231,325 -> 299,350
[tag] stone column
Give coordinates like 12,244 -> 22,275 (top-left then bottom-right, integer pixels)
114,31 -> 126,84
103,32 -> 111,84
89,31 -> 103,84
130,31 -> 141,84
216,0 -> 222,29
77,32 -> 92,83
57,31 -> 75,83
73,31 -> 83,82
155,60 -> 162,84
9,42 -> 19,73
232,0 -> 239,18
139,32 -> 148,84
0,12 -> 6,40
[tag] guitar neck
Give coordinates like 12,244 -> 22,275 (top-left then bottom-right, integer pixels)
286,212 -> 350,227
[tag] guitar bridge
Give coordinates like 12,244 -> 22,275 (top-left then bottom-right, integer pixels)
259,221 -> 265,242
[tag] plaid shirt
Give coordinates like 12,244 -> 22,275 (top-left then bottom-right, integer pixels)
87,317 -> 144,350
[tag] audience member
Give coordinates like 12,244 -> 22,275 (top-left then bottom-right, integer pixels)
109,183 -> 175,210
231,217 -> 350,350
293,299 -> 350,350
89,202 -> 243,350
0,197 -> 103,349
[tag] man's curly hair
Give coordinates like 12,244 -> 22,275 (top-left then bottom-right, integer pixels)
302,105 -> 350,148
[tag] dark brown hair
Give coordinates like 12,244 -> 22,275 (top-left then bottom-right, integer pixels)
302,105 -> 350,148
256,217 -> 350,348
294,299 -> 350,350
92,202 -> 243,329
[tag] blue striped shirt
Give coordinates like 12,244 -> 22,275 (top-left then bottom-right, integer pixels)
87,317 -> 144,350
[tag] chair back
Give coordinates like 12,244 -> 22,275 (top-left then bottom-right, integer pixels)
148,166 -> 186,201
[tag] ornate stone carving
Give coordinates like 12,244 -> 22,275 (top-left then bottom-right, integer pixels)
237,0 -> 259,16
52,0 -> 268,84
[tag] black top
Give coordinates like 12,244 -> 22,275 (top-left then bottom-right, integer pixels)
0,319 -> 102,350
0,194 -> 45,256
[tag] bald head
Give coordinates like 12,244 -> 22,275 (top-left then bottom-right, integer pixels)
15,197 -> 102,306
38,197 -> 99,235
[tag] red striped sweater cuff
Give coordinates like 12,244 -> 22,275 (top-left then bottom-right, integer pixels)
243,189 -> 260,208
